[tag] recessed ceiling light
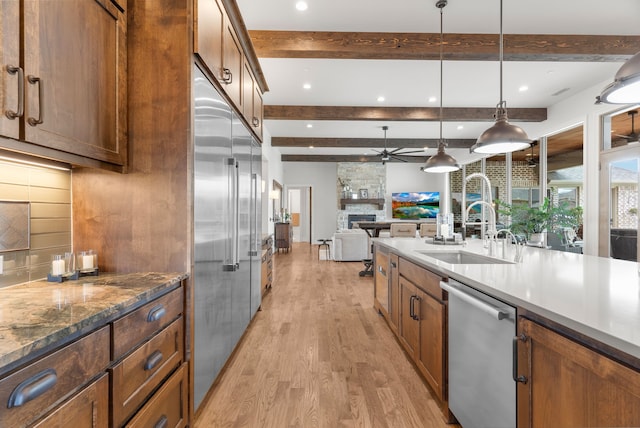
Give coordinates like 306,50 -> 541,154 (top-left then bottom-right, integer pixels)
306,124 -> 313,128
428,96 -> 437,103
295,1 -> 308,11
377,96 -> 385,102
519,85 -> 529,92
303,83 -> 311,90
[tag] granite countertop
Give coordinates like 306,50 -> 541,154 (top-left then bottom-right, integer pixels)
374,237 -> 640,360
0,272 -> 188,375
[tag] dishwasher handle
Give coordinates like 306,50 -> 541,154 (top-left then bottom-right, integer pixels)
440,281 -> 510,321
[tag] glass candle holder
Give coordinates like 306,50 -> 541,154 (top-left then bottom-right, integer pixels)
78,250 -> 97,273
63,252 -> 76,277
50,254 -> 65,277
436,212 -> 454,239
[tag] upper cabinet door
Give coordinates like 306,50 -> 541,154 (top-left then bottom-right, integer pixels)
22,0 -> 127,166
0,0 -> 20,140
194,0 -> 224,80
252,84 -> 263,141
221,17 -> 243,108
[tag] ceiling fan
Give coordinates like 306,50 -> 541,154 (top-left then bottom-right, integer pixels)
371,126 -> 425,165
613,110 -> 640,142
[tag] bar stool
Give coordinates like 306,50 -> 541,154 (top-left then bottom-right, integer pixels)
317,239 -> 332,260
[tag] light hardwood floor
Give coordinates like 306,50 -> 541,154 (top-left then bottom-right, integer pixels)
195,242 -> 455,427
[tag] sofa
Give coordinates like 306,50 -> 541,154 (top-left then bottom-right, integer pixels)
332,229 -> 371,261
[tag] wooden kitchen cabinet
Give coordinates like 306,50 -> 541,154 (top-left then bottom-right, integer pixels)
0,0 -> 20,140
252,81 -> 264,139
389,253 -> 400,333
0,326 -> 110,428
221,15 -> 243,109
374,246 -> 390,316
194,0 -> 264,141
194,0 -> 225,81
0,0 -> 127,167
261,234 -> 273,294
398,258 -> 446,402
125,363 -> 189,428
517,317 -> 640,427
31,373 -> 109,428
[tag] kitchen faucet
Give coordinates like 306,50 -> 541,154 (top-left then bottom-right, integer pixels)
462,172 -> 494,243
496,228 -> 526,262
466,201 -> 498,256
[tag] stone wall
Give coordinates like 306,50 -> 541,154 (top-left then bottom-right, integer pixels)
336,163 -> 386,230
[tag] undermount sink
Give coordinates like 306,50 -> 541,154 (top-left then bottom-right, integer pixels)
415,250 -> 514,265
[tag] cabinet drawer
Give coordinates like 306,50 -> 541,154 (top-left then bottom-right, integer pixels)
399,257 -> 445,300
125,363 -> 188,428
32,373 -> 109,428
0,326 -> 110,428
112,287 -> 183,360
111,317 -> 184,427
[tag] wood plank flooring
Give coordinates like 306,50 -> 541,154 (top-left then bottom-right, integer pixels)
195,242 -> 455,428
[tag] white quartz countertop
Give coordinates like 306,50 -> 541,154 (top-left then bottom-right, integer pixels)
373,237 -> 640,360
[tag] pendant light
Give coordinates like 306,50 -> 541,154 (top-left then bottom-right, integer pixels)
596,51 -> 640,104
470,0 -> 531,154
423,0 -> 460,173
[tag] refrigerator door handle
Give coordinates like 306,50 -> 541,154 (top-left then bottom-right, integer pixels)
249,173 -> 259,257
223,157 -> 238,272
234,158 -> 240,269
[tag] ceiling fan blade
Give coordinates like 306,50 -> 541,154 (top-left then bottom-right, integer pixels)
389,155 -> 409,162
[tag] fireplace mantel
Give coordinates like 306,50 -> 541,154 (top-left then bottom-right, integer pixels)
340,198 -> 385,210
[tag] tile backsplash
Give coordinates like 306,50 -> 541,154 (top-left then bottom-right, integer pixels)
0,160 -> 71,288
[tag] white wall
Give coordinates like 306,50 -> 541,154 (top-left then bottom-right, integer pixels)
260,129 -> 284,236
283,162 -> 338,241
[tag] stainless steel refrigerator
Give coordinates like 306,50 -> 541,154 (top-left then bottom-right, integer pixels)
193,65 -> 262,410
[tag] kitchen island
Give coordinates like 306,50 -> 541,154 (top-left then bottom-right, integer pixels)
373,237 -> 640,427
0,272 -> 189,427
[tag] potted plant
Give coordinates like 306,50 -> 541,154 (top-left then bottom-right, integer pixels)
497,197 -> 583,245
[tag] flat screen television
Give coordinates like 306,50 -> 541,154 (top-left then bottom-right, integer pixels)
391,191 -> 440,219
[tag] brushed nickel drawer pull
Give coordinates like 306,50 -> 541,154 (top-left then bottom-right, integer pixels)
144,350 -> 164,371
26,75 -> 44,126
154,415 -> 168,428
5,65 -> 24,119
7,369 -> 57,408
147,304 -> 166,322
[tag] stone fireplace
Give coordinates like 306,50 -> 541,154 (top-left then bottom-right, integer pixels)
336,163 -> 386,230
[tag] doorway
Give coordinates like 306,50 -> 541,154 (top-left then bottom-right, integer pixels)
599,144 -> 639,261
287,186 -> 312,243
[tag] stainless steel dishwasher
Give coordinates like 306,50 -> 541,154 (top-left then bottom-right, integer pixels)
441,279 -> 516,428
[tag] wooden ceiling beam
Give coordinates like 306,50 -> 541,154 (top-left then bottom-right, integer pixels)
272,137 -> 476,149
249,30 -> 640,62
265,105 -> 546,122
281,154 -> 429,163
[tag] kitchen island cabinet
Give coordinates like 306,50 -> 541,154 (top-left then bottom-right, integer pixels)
398,258 -> 446,404
373,237 -> 640,427
0,0 -> 127,170
373,242 -> 448,417
516,317 -> 640,427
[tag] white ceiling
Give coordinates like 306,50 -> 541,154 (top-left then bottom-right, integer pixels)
236,0 -> 640,162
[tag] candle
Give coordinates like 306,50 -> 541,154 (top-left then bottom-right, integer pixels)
82,255 -> 94,270
51,258 -> 65,276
